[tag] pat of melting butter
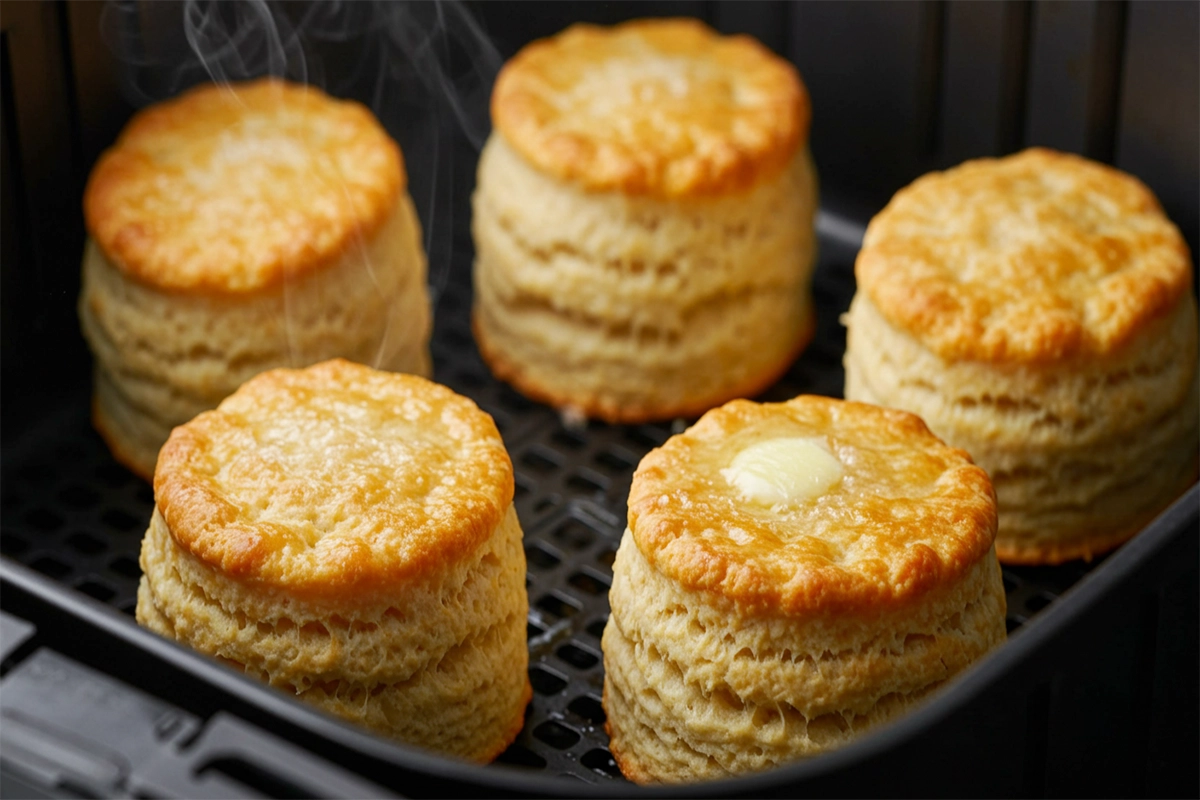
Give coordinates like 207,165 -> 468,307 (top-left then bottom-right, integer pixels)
721,437 -> 844,506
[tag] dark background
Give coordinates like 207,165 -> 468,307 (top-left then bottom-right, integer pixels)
2,1 -> 1198,434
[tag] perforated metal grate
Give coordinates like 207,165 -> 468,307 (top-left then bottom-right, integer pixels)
0,227 -> 1106,785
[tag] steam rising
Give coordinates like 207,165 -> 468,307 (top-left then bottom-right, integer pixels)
100,0 -> 504,362
101,0 -> 500,144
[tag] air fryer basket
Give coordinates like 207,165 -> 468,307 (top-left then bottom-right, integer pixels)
2,1 -> 1197,797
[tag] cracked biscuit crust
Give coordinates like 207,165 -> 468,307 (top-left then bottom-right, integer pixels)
154,359 -> 513,601
856,148 -> 1193,363
84,78 -> 404,293
491,18 -> 808,197
627,395 -> 997,616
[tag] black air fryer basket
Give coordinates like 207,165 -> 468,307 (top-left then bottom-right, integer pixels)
1,2 -> 1197,797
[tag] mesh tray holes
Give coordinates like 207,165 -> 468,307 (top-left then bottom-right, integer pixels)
0,238 -> 1112,785
2,416 -> 152,617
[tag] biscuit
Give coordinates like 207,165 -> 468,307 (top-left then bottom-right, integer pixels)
472,19 -> 818,422
80,79 -> 431,480
135,359 -> 530,762
844,148 -> 1199,564
602,395 -> 1006,783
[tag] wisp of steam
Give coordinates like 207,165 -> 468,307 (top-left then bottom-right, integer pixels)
100,0 -> 504,367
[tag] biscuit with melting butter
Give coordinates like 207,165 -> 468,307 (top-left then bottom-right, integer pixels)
80,78 -> 431,480
135,359 -> 529,762
472,18 -> 818,422
602,395 -> 1006,783
844,147 -> 1199,564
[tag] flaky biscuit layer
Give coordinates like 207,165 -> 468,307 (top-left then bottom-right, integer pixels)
471,133 -> 817,422
137,361 -> 530,761
603,396 -> 1005,782
79,194 -> 431,480
138,505 -> 530,762
844,290 -> 1199,564
846,150 -> 1198,563
603,531 -> 1005,783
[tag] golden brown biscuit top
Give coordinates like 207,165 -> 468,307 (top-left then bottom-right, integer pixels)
491,18 -> 808,197
154,359 -> 513,600
84,79 -> 403,293
856,148 -> 1193,363
627,396 -> 997,616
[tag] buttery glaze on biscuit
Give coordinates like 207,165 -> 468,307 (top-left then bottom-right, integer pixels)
603,395 -> 1006,783
628,396 -> 997,615
492,18 -> 808,197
